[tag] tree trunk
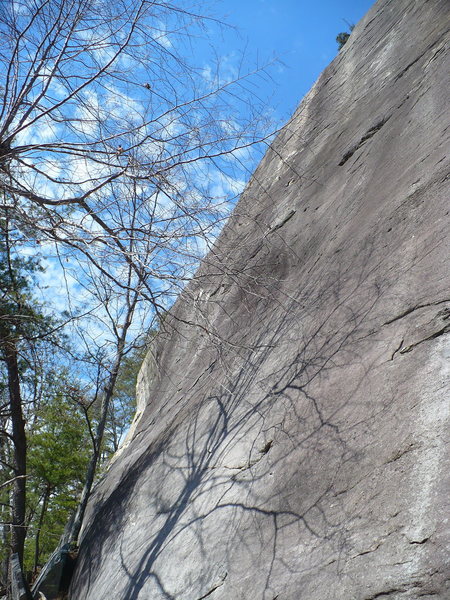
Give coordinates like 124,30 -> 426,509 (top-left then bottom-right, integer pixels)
69,342 -> 126,546
4,346 -> 32,599
34,485 -> 50,574
69,294 -> 138,547
4,347 -> 27,567
0,429 -> 11,591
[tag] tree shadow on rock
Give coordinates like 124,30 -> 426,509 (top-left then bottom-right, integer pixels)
71,227 -> 405,599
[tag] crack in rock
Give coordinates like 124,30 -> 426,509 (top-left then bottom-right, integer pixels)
196,572 -> 228,599
390,338 -> 404,361
394,36 -> 443,81
384,442 -> 419,464
209,440 -> 274,474
409,536 -> 430,545
388,305 -> 450,358
383,299 -> 450,326
364,589 -> 406,600
339,117 -> 390,165
229,440 -> 274,479
399,323 -> 450,355
268,209 -> 296,233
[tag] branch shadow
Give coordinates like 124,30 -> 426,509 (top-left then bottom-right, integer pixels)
70,227 -> 402,599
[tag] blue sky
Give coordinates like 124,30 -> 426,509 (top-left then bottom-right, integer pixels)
11,0 -> 377,338
211,0 -> 375,121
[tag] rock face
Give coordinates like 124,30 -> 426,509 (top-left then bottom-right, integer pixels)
70,1 -> 450,598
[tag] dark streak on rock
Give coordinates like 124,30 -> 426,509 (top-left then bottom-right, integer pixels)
410,537 -> 429,545
339,117 -> 390,165
394,37 -> 443,81
394,54 -> 425,81
383,299 -> 450,325
390,339 -> 404,361
196,573 -> 227,600
364,589 -> 406,600
399,324 -> 450,355
384,443 -> 418,463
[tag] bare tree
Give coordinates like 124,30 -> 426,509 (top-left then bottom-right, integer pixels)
66,214 -> 151,547
0,0 -> 274,585
0,0 -> 272,297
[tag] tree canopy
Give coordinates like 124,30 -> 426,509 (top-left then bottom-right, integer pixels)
0,0 -> 274,593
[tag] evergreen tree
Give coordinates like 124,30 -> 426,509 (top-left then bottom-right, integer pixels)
26,386 -> 91,573
0,215 -> 47,573
336,23 -> 355,50
0,213 -> 88,591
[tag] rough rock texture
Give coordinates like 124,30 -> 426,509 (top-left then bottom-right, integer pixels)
70,1 -> 450,598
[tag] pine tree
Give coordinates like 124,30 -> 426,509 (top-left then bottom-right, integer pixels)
336,23 -> 355,50
0,215 -> 45,572
0,212 -> 70,592
26,386 -> 91,573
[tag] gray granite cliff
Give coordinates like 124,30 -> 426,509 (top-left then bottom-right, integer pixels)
70,0 -> 450,598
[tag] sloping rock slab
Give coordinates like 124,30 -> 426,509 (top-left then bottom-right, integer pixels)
70,0 -> 450,598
